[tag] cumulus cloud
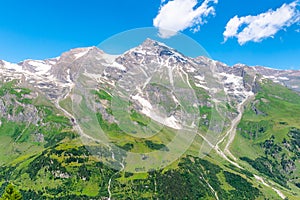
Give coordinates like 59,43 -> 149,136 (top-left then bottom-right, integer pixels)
223,1 -> 300,45
153,0 -> 218,38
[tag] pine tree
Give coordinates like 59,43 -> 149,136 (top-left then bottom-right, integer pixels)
1,184 -> 22,200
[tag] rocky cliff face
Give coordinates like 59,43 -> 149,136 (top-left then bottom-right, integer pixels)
0,39 -> 299,129
254,66 -> 300,92
0,93 -> 39,124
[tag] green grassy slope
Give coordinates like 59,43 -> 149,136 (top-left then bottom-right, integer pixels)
232,79 -> 300,199
0,80 -> 295,199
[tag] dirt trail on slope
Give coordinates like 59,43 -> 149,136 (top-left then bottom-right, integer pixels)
224,94 -> 255,160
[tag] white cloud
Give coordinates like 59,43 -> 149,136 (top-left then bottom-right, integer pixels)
223,1 -> 300,45
153,0 -> 218,38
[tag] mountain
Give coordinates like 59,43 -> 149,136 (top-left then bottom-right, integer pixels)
253,66 -> 300,92
0,39 -> 300,199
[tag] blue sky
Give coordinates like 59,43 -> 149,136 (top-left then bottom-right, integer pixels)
0,0 -> 299,69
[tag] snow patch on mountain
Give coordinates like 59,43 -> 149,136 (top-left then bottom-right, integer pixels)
220,72 -> 254,103
132,94 -> 153,110
101,54 -> 119,63
194,75 -> 205,81
28,60 -> 52,75
110,62 -> 126,71
131,93 -> 181,130
195,83 -> 209,90
3,61 -> 23,72
220,72 -> 243,86
74,49 -> 91,59
48,60 -> 57,65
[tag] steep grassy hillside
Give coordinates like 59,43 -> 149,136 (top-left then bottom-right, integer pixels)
0,81 -> 276,199
1,139 -> 271,200
232,78 -> 300,198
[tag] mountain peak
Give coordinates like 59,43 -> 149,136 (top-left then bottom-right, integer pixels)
140,38 -> 175,51
141,38 -> 158,46
140,38 -> 167,48
57,46 -> 104,61
128,38 -> 186,60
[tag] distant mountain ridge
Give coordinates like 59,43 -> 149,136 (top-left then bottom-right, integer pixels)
1,39 -> 299,99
